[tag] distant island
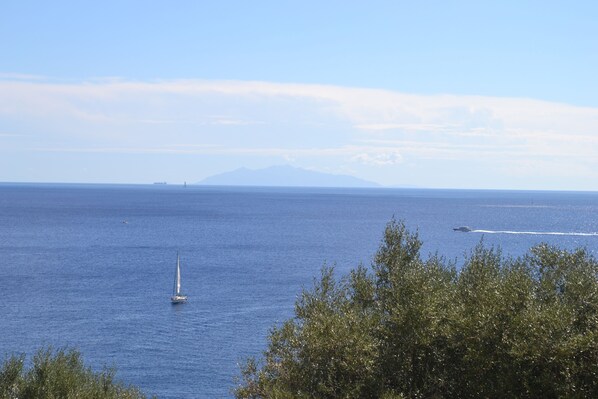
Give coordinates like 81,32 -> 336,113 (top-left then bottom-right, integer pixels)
197,165 -> 380,188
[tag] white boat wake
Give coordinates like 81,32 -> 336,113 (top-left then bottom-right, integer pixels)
472,230 -> 598,237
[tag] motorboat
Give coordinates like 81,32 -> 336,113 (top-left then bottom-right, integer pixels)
453,226 -> 472,232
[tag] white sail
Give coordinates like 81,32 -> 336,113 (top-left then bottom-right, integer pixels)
174,253 -> 181,295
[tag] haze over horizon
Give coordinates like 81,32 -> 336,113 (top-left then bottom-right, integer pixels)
1,1 -> 597,191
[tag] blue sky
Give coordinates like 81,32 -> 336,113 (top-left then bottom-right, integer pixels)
1,1 -> 597,190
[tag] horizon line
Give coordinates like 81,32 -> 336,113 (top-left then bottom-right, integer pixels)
0,180 -> 596,194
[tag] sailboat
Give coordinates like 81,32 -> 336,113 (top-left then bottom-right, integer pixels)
171,252 -> 188,304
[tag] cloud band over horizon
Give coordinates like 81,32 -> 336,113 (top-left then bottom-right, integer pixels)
1,76 -> 596,190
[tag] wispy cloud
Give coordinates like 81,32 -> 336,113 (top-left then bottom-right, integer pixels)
134,116 -> 262,126
0,72 -> 47,81
0,132 -> 26,137
352,151 -> 404,166
1,76 -> 597,189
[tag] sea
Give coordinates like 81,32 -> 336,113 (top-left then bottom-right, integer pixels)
1,184 -> 597,398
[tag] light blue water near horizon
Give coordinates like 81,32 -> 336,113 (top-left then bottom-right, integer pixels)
1,184 -> 597,398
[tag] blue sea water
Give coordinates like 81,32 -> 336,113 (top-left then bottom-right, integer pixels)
0,184 -> 597,398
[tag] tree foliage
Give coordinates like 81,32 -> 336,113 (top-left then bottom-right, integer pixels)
0,347 -> 152,399
236,219 -> 598,398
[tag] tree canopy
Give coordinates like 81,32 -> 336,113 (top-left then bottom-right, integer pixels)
0,347 -> 152,399
235,219 -> 598,398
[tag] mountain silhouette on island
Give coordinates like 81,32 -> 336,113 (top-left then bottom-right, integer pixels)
198,165 -> 380,188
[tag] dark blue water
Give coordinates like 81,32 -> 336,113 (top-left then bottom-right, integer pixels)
1,184 -> 597,398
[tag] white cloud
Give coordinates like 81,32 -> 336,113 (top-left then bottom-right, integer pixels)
0,72 -> 47,81
1,76 -> 597,189
352,151 -> 404,166
0,132 -> 25,137
354,123 -> 457,132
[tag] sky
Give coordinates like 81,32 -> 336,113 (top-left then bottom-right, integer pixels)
1,0 -> 597,190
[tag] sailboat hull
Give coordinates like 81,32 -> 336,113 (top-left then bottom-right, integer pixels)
171,295 -> 188,304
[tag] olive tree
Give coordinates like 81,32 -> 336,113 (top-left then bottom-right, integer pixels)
0,347 -> 152,399
236,219 -> 598,398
